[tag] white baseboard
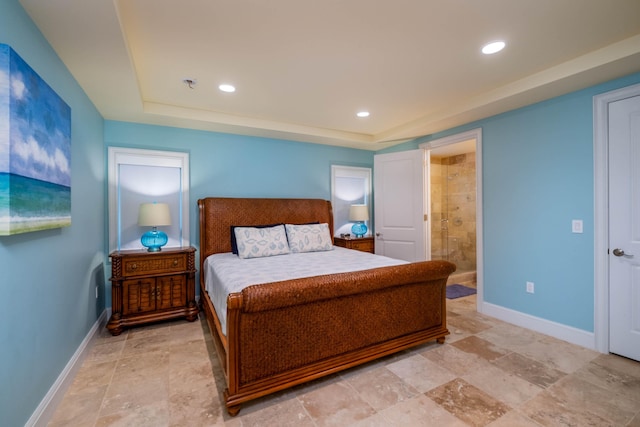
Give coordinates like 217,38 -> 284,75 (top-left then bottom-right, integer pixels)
480,302 -> 597,351
26,309 -> 108,427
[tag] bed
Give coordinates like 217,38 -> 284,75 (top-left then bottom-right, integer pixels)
198,197 -> 456,415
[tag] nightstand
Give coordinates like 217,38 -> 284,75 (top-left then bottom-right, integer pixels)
107,246 -> 198,336
334,236 -> 375,253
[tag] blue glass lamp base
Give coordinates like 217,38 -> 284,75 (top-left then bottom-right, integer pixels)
141,228 -> 168,252
351,222 -> 368,238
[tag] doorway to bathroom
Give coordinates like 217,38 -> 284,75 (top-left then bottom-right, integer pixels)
421,129 -> 481,291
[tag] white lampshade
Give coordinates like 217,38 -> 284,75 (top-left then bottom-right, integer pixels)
349,204 -> 369,222
138,203 -> 171,227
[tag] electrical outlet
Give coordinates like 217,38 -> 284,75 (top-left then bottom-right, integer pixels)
526,281 -> 535,293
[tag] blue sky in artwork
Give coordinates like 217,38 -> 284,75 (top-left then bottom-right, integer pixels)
0,44 -> 71,187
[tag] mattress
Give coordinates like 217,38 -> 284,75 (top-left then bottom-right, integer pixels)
204,246 -> 407,335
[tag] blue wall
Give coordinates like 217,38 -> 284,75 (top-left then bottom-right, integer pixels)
3,0 -> 640,424
0,1 -> 105,426
104,121 -> 374,304
382,72 -> 640,333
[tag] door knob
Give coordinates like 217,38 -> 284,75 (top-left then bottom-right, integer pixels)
613,248 -> 633,258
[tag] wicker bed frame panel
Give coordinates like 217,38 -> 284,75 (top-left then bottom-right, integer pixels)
235,262 -> 451,385
198,197 -> 455,415
198,197 -> 333,257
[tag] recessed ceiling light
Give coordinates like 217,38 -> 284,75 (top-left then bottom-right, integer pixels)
357,111 -> 370,118
219,84 -> 236,93
482,41 -> 506,55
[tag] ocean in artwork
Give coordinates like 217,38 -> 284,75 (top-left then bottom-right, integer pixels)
0,44 -> 71,235
0,173 -> 71,234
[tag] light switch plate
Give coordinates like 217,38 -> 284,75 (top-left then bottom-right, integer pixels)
572,220 -> 583,233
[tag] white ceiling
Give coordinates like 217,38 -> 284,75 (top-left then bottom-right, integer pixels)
20,0 -> 640,150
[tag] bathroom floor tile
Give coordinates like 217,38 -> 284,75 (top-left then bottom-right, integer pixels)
426,378 -> 511,427
490,351 -> 566,389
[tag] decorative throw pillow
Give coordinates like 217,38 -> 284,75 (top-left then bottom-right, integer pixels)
234,225 -> 290,259
285,223 -> 333,253
230,223 -> 281,254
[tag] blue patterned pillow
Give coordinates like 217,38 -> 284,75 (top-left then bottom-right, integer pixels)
285,223 -> 334,253
230,223 -> 281,254
234,225 -> 290,259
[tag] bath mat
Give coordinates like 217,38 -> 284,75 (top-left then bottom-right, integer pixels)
446,284 -> 477,299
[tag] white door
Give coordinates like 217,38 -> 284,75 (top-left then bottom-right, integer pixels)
373,149 -> 426,261
609,94 -> 640,361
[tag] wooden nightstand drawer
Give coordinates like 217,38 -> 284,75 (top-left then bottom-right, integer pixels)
122,253 -> 186,277
334,236 -> 375,253
349,239 -> 373,252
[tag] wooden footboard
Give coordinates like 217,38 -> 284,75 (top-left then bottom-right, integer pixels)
197,197 -> 456,415
202,259 -> 455,415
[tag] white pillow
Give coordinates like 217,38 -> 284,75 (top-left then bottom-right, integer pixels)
234,224 -> 290,259
285,223 -> 334,253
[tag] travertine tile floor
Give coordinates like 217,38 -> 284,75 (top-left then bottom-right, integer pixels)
49,295 -> 640,426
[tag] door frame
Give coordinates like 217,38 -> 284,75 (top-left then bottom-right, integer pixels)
593,82 -> 640,354
420,128 -> 483,310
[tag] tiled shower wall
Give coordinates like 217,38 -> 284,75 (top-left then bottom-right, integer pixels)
430,152 -> 477,275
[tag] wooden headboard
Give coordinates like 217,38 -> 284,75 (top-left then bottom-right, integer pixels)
198,197 -> 334,268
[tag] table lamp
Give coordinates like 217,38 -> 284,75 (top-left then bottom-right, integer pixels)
138,202 -> 171,252
349,204 -> 369,238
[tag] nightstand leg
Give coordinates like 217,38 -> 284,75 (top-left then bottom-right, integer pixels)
106,313 -> 123,336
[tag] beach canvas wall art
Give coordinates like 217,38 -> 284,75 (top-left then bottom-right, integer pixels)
0,44 -> 71,235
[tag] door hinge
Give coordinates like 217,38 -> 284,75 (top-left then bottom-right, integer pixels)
424,214 -> 428,221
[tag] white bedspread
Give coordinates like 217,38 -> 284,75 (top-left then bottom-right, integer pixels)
204,246 -> 407,335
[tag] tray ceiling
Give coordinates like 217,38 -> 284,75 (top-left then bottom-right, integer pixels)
20,0 -> 640,149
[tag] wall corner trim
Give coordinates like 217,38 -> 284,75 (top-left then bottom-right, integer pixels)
481,302 -> 596,351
